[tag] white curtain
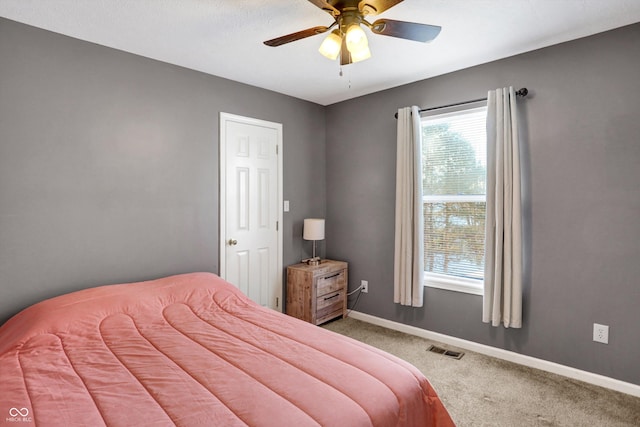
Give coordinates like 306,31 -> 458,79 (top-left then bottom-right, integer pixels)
483,87 -> 523,328
394,106 -> 424,307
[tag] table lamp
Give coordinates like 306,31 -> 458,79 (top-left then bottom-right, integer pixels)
303,218 -> 325,266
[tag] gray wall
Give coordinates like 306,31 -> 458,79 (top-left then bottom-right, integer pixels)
326,23 -> 640,385
0,18 -> 326,323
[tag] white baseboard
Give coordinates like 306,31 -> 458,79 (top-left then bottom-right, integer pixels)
348,311 -> 640,398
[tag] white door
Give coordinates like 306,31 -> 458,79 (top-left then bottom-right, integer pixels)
219,113 -> 283,311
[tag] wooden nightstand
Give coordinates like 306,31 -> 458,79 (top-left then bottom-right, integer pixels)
286,260 -> 348,325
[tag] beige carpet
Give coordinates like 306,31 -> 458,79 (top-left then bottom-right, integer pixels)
322,317 -> 640,427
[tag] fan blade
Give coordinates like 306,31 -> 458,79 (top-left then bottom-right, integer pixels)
264,26 -> 330,47
307,0 -> 340,16
370,19 -> 441,43
358,0 -> 403,16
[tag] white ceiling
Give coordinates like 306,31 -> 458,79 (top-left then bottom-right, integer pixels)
2,1 -> 640,106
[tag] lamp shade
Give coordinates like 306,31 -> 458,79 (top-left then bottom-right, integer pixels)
349,45 -> 371,63
345,24 -> 368,54
303,218 -> 325,241
319,30 -> 342,60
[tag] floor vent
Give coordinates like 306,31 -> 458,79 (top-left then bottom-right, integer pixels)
427,345 -> 464,360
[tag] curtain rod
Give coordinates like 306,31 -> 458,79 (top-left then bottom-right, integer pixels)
394,87 -> 528,119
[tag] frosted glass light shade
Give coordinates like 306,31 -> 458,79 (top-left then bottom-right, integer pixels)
350,45 -> 371,63
303,218 -> 325,241
319,31 -> 342,60
346,24 -> 368,53
345,24 -> 371,63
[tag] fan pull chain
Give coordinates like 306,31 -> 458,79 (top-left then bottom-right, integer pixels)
338,66 -> 352,89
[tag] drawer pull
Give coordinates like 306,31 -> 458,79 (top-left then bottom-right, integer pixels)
324,293 -> 340,301
323,272 -> 341,280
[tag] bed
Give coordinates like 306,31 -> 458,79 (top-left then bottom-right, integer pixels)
0,272 -> 454,426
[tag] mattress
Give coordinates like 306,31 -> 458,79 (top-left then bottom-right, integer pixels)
0,272 -> 454,426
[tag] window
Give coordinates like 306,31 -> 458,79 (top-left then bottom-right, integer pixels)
421,104 -> 487,295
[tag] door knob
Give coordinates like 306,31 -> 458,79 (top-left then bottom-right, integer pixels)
228,238 -> 238,246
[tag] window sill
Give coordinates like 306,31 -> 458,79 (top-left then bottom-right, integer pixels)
424,272 -> 483,296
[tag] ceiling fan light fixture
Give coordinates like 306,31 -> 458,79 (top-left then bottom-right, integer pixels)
319,30 -> 342,60
265,0 -> 441,65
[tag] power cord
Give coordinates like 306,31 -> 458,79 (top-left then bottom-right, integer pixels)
346,283 -> 364,317
347,282 -> 364,296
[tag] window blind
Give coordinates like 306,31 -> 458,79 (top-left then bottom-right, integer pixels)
422,107 -> 487,281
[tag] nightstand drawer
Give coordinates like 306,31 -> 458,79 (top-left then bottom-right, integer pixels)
316,270 -> 346,297
316,290 -> 345,320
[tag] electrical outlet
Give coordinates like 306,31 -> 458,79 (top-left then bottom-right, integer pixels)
593,323 -> 609,344
361,280 -> 368,293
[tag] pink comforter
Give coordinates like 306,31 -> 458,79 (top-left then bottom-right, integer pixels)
0,273 -> 454,426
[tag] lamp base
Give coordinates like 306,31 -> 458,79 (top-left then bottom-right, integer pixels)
301,257 -> 321,266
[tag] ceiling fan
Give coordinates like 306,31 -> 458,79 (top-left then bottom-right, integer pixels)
264,0 -> 441,65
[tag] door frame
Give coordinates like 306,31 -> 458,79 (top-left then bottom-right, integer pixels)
219,112 -> 283,311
